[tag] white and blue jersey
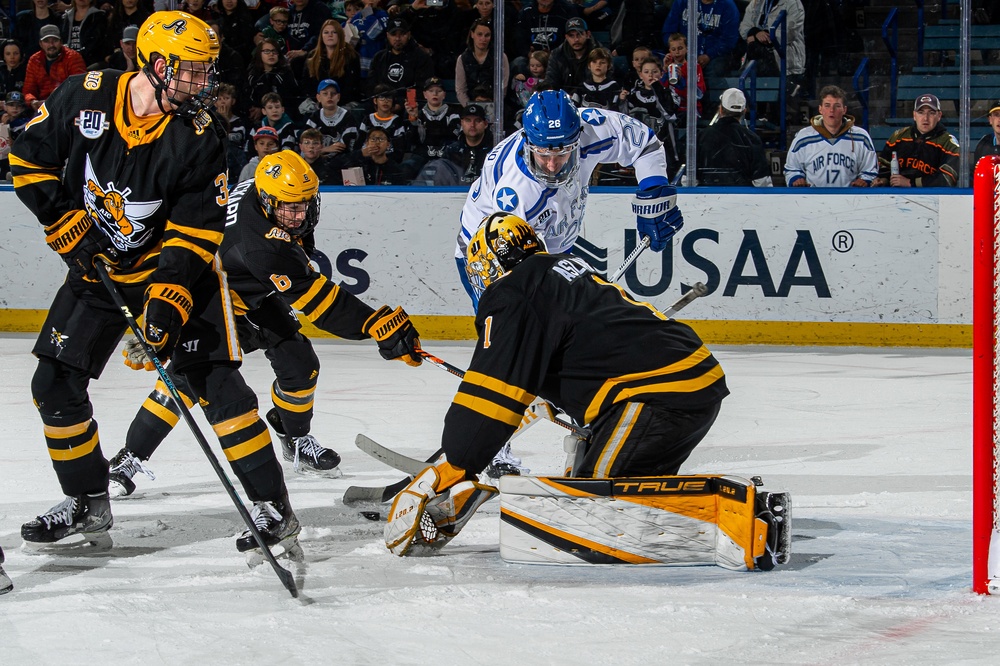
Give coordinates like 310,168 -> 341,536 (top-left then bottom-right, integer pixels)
783,117 -> 878,187
456,108 -> 669,260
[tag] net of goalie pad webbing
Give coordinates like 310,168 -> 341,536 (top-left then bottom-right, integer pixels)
498,475 -> 789,570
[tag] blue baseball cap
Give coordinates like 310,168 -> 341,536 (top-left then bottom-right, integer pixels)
317,79 -> 340,94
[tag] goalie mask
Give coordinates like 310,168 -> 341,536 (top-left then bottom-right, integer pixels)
255,151 -> 321,238
521,90 -> 582,187
137,11 -> 220,119
466,213 -> 545,298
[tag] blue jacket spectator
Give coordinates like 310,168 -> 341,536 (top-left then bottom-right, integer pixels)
349,0 -> 388,81
661,0 -> 739,78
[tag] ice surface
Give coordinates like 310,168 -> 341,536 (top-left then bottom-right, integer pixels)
0,335 -> 995,664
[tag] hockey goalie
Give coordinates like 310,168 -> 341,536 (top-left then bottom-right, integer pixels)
384,213 -> 791,571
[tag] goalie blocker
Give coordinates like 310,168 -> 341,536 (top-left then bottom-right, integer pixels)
499,474 -> 790,571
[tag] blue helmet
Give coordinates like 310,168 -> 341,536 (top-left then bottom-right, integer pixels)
521,90 -> 582,186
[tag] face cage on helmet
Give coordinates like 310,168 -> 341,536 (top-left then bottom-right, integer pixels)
523,141 -> 581,187
159,58 -> 220,119
264,193 -> 321,238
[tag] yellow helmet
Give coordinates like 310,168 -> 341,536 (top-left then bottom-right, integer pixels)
136,11 -> 220,117
255,150 -> 321,237
465,213 -> 544,299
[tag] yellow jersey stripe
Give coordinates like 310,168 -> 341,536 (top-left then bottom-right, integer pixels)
595,402 -> 642,477
8,154 -> 60,171
163,237 -> 215,265
612,365 -> 726,405
291,275 -> 328,311
453,392 -> 524,427
303,284 -> 340,322
48,432 -> 100,461
165,221 -> 224,245
463,371 -> 534,406
213,256 -> 241,361
221,430 -> 272,462
13,173 -> 60,187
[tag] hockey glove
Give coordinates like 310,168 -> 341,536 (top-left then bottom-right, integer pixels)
363,305 -> 422,367
385,459 -> 498,556
122,336 -> 156,372
142,283 -> 193,362
633,184 -> 683,252
44,210 -> 108,280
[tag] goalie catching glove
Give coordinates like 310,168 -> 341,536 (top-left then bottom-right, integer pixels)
141,283 -> 193,363
385,459 -> 497,556
44,209 -> 110,280
122,336 -> 156,371
632,183 -> 683,252
363,305 -> 422,367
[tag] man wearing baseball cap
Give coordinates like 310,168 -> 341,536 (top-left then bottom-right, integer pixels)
697,88 -> 772,187
441,103 -> 494,184
22,23 -> 85,111
366,15 -> 433,103
874,93 -> 959,187
108,25 -> 140,72
975,99 -> 1000,163
544,17 -> 599,97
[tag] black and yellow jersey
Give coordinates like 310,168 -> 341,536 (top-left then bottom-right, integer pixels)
219,178 -> 377,339
442,253 -> 729,473
10,69 -> 229,287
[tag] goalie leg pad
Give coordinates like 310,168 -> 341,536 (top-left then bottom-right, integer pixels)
498,475 -> 791,570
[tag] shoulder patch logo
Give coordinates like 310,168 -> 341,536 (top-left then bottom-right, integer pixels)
265,227 -> 292,243
83,71 -> 103,91
496,187 -> 518,212
581,109 -> 606,126
75,110 -> 110,139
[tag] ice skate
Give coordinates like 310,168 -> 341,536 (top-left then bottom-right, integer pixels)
236,495 -> 302,568
483,442 -> 529,482
753,488 -> 792,571
108,447 -> 156,498
21,493 -> 113,553
266,409 -> 342,477
0,545 -> 12,595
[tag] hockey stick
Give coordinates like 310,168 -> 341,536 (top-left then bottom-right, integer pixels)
95,263 -> 298,599
663,281 -> 709,318
609,235 -> 651,283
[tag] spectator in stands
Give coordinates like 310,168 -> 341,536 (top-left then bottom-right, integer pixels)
455,18 -> 509,107
545,17 -> 597,98
357,83 -> 409,163
579,47 -> 623,109
106,0 -> 152,51
610,0 -> 657,60
285,0 -> 332,62
661,0 -> 740,79
15,0 -> 61,60
349,0 -> 389,83
367,16 -> 433,104
2,90 -> 31,134
105,24 -> 138,71
626,56 -> 681,173
514,0 -> 575,58
457,0 -> 496,40
974,100 -> 1000,163
246,37 -> 301,122
402,76 -> 460,175
259,91 -> 298,150
347,125 -> 405,184
256,6 -> 291,54
739,0 -> 805,120
577,0 -> 615,32
511,49 -> 547,107
299,19 -> 361,107
239,125 -> 281,181
783,85 -> 876,187
873,94 -> 960,188
0,40 -> 26,98
697,88 -> 772,186
622,44 -> 651,92
298,127 -> 339,183
213,83 -> 249,179
442,102 -> 494,183
61,0 -> 107,68
23,24 -> 84,111
206,17 -> 246,88
180,0 -> 214,22
304,78 -> 359,165
403,0 -> 461,79
663,33 -> 704,118
217,0 -> 258,63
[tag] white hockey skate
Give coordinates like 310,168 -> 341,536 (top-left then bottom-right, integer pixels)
266,409 -> 342,477
483,442 -> 530,482
21,493 -> 113,553
108,447 -> 156,498
0,545 -> 12,594
236,495 -> 303,569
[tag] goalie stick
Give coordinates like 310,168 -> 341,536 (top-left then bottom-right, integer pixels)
96,263 -> 298,599
342,283 -> 709,505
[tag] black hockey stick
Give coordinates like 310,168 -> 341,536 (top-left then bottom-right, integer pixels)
95,263 -> 298,599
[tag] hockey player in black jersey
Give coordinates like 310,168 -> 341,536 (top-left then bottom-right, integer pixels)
9,11 -> 300,556
386,213 -> 730,558
109,150 -> 423,497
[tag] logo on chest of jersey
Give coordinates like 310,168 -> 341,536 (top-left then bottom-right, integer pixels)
75,110 -> 110,139
83,154 -> 162,251
265,227 -> 292,243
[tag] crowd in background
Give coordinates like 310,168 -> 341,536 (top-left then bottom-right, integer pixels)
0,0 -> 996,186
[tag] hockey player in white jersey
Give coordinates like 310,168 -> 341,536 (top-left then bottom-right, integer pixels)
783,85 -> 878,188
455,89 -> 684,306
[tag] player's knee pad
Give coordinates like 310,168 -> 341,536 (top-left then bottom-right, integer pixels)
31,356 -> 92,422
498,475 -> 791,571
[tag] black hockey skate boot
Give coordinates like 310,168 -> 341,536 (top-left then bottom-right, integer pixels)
483,443 -> 529,482
266,408 -> 341,476
0,545 -> 11,594
236,494 -> 302,566
108,447 -> 156,498
21,493 -> 113,551
752,484 -> 792,571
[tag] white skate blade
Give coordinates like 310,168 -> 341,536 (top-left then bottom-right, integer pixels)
245,536 -> 304,569
21,530 -> 113,554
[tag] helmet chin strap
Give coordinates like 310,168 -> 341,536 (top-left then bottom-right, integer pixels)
143,65 -> 174,116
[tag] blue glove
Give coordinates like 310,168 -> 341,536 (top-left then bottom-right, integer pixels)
633,184 -> 683,252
